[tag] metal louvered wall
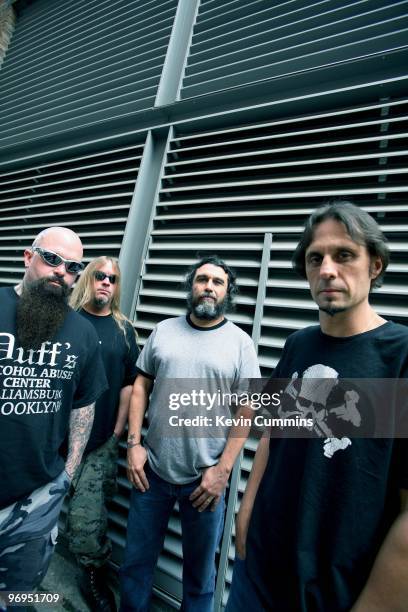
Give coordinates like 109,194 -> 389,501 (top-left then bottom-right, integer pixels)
182,0 -> 408,99
0,140 -> 145,285
0,1 -> 408,610
0,0 -> 178,148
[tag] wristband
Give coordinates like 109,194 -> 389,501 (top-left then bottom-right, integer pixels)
127,441 -> 141,448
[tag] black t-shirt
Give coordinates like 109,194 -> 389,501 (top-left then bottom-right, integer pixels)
0,287 -> 108,509
78,310 -> 139,453
246,321 -> 408,612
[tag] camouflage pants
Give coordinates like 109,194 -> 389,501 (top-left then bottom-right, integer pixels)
65,434 -> 119,568
0,469 -> 70,593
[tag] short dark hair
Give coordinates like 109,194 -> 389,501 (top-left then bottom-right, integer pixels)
292,200 -> 390,288
184,255 -> 238,299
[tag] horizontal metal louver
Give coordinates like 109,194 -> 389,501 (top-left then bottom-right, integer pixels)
0,0 -> 178,148
181,0 -> 408,99
0,140 -> 145,285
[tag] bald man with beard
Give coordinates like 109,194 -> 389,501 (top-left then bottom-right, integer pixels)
0,227 -> 107,602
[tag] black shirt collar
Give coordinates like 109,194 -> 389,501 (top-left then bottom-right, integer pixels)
186,314 -> 228,331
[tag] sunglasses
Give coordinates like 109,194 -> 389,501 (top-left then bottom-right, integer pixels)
32,247 -> 84,274
94,270 -> 117,284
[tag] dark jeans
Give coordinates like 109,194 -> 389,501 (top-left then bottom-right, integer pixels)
120,465 -> 225,612
225,557 -> 266,612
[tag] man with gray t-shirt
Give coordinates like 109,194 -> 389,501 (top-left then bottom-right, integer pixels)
120,256 -> 260,612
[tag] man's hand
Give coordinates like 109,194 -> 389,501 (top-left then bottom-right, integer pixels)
127,444 -> 149,492
189,463 -> 230,512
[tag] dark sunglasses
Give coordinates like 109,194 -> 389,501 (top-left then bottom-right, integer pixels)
32,247 -> 84,274
94,270 -> 117,284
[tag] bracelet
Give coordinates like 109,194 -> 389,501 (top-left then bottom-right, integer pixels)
127,441 -> 141,448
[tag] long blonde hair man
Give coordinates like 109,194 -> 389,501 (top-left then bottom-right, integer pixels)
70,256 -> 135,342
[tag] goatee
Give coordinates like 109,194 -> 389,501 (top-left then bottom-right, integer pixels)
16,277 -> 70,350
92,295 -> 111,310
319,305 -> 348,317
186,290 -> 231,321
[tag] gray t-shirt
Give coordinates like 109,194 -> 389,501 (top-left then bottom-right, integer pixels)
137,315 -> 260,484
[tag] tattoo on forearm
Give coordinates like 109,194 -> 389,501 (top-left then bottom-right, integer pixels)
65,403 -> 95,478
127,433 -> 141,448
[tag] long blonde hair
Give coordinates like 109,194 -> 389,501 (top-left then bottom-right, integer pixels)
70,256 -> 137,344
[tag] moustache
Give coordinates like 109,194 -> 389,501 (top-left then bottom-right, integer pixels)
47,275 -> 68,289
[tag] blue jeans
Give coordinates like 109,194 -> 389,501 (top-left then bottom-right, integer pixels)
120,465 -> 225,612
225,557 -> 266,612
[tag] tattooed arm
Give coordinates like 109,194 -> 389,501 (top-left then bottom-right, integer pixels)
65,403 -> 95,480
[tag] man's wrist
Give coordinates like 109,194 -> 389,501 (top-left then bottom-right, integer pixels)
216,460 -> 232,477
127,433 -> 142,449
127,441 -> 141,448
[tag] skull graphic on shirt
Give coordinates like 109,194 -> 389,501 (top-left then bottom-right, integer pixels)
278,363 -> 362,458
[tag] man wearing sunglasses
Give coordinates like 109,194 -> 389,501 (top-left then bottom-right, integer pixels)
67,257 -> 139,612
0,227 -> 107,602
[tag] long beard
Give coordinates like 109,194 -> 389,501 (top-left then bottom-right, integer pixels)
16,277 -> 70,350
186,290 -> 230,321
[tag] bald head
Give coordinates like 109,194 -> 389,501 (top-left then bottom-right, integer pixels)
22,226 -> 83,291
33,226 -> 83,260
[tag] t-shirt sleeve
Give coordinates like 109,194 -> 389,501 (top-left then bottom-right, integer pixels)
239,338 -> 261,379
72,328 -> 108,409
135,326 -> 158,379
122,323 -> 140,387
232,337 -> 261,396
